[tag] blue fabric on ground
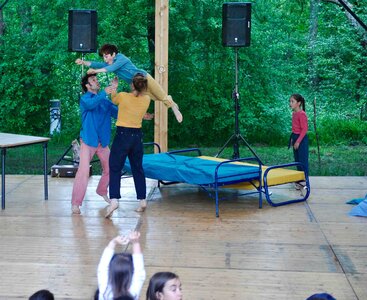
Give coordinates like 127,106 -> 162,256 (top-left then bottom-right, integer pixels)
349,199 -> 367,217
346,198 -> 365,205
125,153 -> 260,185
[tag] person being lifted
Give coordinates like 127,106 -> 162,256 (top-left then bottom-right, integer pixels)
75,43 -> 183,123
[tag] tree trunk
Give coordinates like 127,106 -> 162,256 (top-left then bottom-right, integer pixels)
309,0 -> 319,90
322,0 -> 367,118
323,0 -> 367,41
18,5 -> 32,34
309,0 -> 322,168
0,8 -> 4,37
0,0 -> 11,37
313,97 -> 321,166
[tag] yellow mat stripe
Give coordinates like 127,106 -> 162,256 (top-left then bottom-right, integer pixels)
199,156 -> 305,190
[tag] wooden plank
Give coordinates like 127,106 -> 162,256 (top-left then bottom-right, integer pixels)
347,274 -> 367,300
0,262 -> 98,299
309,176 -> 367,190
154,0 -> 169,152
143,267 -> 355,300
0,175 -> 366,299
309,203 -> 367,223
319,223 -> 367,246
334,246 -> 367,274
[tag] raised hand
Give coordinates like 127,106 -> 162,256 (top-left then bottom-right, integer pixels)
110,77 -> 119,88
128,231 -> 141,244
114,235 -> 130,245
143,113 -> 154,120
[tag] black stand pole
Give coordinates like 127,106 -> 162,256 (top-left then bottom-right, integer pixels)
216,47 -> 263,164
52,53 -> 87,168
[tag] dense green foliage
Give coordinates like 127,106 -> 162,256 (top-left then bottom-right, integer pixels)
0,0 -> 366,147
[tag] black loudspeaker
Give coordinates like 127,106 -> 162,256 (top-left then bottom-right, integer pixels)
68,9 -> 97,53
222,2 -> 252,47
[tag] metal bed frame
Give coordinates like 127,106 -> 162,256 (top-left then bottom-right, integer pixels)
123,143 -> 310,217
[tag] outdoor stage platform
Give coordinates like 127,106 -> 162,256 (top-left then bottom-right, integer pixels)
0,175 -> 366,299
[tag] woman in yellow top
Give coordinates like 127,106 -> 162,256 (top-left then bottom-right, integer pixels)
106,73 -> 151,217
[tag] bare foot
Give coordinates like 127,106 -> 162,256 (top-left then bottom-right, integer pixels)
172,104 -> 183,123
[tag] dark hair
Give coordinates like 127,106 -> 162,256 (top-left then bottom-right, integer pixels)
106,253 -> 134,299
94,288 -> 99,300
290,93 -> 306,112
132,73 -> 148,94
114,296 -> 135,300
146,272 -> 180,300
29,289 -> 54,300
81,73 -> 97,93
99,44 -> 119,56
306,293 -> 336,300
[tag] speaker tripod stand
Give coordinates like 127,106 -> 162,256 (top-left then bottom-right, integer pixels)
215,47 -> 263,164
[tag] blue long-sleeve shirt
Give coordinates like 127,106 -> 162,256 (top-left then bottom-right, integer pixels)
90,53 -> 147,84
79,90 -> 118,148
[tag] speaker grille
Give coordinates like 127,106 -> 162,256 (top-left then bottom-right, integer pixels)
68,10 -> 97,53
222,2 -> 252,47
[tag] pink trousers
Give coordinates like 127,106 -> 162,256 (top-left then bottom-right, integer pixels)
71,141 -> 110,206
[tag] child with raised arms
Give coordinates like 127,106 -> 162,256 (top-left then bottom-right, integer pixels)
97,231 -> 145,300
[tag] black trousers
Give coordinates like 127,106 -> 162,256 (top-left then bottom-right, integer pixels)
109,126 -> 146,200
290,133 -> 309,173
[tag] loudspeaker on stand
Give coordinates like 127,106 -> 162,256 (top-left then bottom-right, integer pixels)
222,2 -> 252,47
68,9 -> 97,53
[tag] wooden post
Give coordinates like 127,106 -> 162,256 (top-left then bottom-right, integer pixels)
154,0 -> 169,152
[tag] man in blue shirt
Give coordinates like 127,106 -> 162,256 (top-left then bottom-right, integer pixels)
71,74 -> 118,215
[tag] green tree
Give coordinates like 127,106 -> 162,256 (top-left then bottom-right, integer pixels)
0,0 -> 365,147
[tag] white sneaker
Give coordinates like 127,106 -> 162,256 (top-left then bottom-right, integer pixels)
105,199 -> 119,218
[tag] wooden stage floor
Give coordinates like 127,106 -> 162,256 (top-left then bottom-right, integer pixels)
0,175 -> 366,299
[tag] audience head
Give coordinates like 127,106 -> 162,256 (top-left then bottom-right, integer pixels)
29,289 -> 54,300
114,296 -> 135,300
306,293 -> 336,300
107,253 -> 134,299
146,272 -> 182,300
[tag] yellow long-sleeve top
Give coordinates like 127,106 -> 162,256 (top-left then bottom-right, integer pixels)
111,92 -> 151,128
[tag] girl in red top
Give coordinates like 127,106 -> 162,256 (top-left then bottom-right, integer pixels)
289,94 -> 309,178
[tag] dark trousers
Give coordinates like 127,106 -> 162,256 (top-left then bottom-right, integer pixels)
109,127 -> 146,200
290,133 -> 309,174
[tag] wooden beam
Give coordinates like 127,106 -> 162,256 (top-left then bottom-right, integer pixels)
154,0 -> 169,152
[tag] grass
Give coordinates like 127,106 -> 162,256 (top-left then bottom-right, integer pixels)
1,141 -> 366,176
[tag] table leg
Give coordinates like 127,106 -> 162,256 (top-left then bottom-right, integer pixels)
43,142 -> 48,200
1,148 -> 6,209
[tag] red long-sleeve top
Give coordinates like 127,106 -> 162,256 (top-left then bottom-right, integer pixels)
292,110 -> 308,145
